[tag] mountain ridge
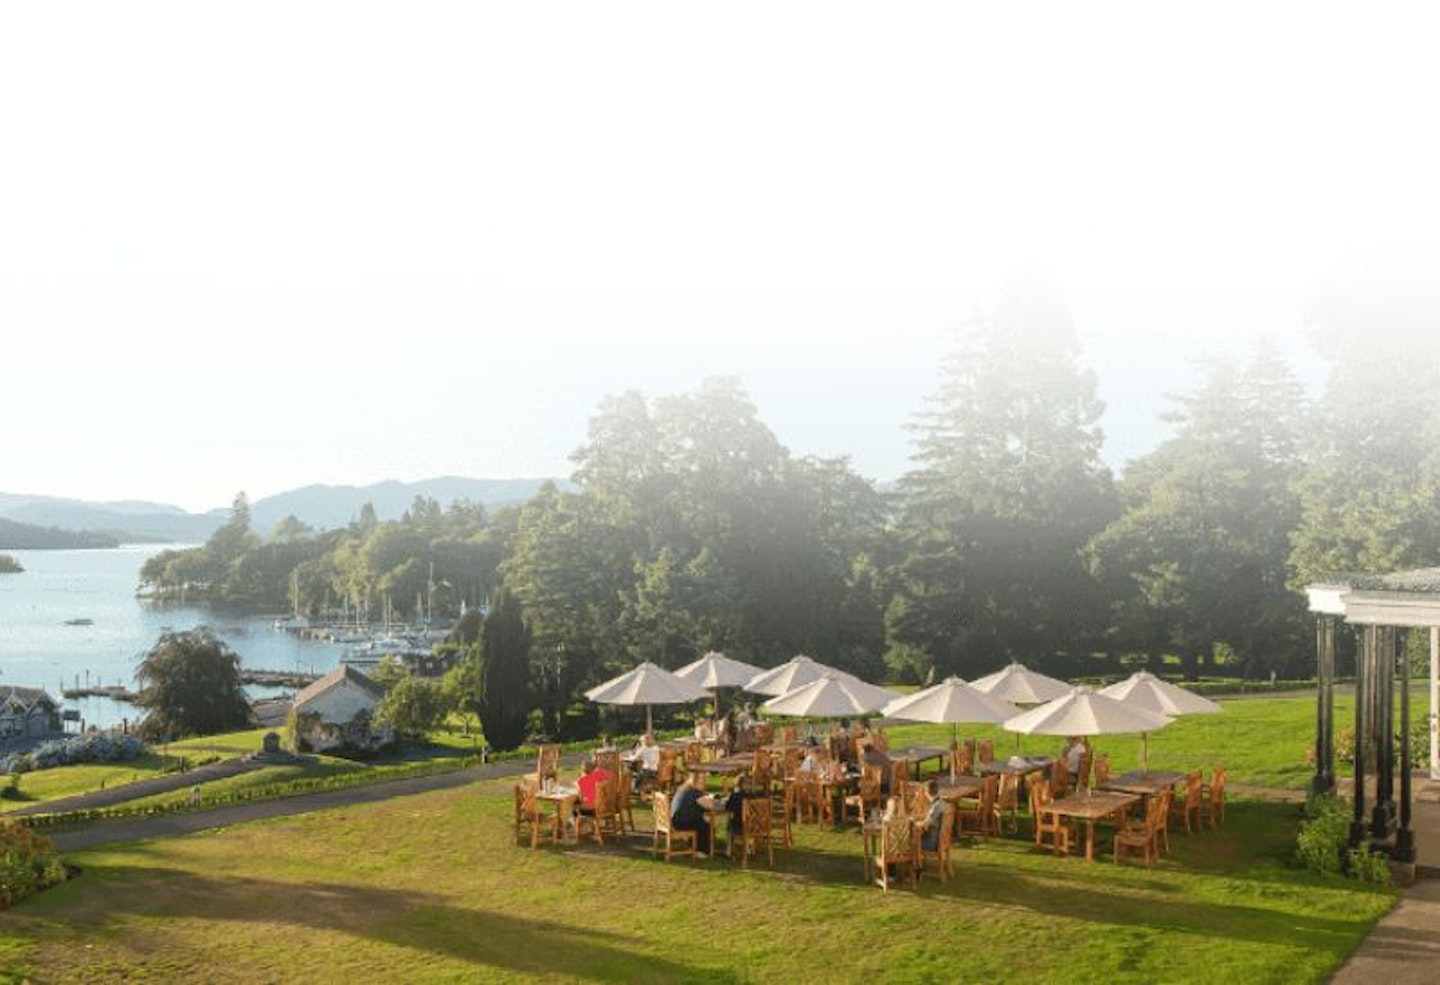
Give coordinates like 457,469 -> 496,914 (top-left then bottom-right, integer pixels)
0,477 -> 565,544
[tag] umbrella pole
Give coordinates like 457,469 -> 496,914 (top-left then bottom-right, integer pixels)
1142,732 -> 1149,775
951,723 -> 958,778
646,704 -> 653,736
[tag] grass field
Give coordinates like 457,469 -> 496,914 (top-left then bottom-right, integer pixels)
0,771 -> 1396,985
0,692 -> 1414,983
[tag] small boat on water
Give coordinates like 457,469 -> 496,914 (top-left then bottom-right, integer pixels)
62,617 -> 94,626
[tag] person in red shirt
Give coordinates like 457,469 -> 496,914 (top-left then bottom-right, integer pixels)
576,757 -> 614,813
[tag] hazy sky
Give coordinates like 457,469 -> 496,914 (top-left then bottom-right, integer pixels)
4,3 -> 1436,513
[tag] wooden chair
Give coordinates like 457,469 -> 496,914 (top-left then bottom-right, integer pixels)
1114,786 -> 1168,867
1093,754 -> 1111,787
737,796 -> 775,869
888,758 -> 911,796
918,803 -> 955,882
994,772 -> 1021,834
1051,756 -> 1070,795
594,747 -> 620,776
976,739 -> 994,765
1029,777 -> 1071,856
615,764 -> 637,832
842,764 -> 883,826
651,791 -> 697,861
534,744 -> 561,786
780,725 -> 798,745
750,750 -> 774,794
795,771 -> 833,825
774,780 -> 797,846
514,779 -> 559,849
872,815 -> 917,892
956,774 -> 999,838
780,747 -> 803,781
1201,765 -> 1226,828
683,741 -> 704,770
1075,751 -> 1093,793
873,727 -> 890,753
1177,771 -> 1205,834
953,745 -> 975,776
655,748 -> 681,795
575,776 -> 624,845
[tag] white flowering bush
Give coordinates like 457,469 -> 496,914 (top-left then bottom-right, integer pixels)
0,732 -> 146,775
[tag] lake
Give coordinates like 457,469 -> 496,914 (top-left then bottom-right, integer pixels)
0,545 -> 350,729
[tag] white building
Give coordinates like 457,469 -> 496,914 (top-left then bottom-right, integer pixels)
290,665 -> 392,756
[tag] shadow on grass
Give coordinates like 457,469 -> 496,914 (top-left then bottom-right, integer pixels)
557,805 -> 1380,964
25,862 -> 738,984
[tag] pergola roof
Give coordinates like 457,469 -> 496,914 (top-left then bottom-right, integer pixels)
1307,567 -> 1440,627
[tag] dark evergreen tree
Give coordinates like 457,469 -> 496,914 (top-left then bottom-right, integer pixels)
477,586 -> 532,751
134,627 -> 251,740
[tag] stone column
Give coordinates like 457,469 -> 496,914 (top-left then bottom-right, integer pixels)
1311,614 -> 1337,796
1395,628 -> 1415,862
1350,624 -> 1370,848
1372,626 -> 1397,840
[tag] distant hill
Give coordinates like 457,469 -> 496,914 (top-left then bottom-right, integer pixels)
0,477 -> 563,544
0,494 -> 224,544
0,516 -> 121,549
248,477 -> 561,534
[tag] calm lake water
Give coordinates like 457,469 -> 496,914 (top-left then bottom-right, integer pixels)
0,545 -> 350,729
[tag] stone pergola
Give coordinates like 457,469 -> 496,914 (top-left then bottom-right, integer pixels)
1308,568 -> 1440,864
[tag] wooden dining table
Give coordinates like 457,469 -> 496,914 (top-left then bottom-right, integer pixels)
535,785 -> 580,841
1099,770 -> 1186,798
1045,790 -> 1140,862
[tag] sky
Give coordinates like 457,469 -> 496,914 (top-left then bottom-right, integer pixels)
3,3 -> 1438,513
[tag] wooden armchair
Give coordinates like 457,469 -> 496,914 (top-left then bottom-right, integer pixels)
1201,765 -> 1226,828
976,739 -> 994,765
1114,787 -> 1168,868
1051,756 -> 1070,794
1029,777 -> 1071,856
842,764 -> 884,826
1177,771 -> 1205,834
780,725 -> 798,745
918,803 -> 955,882
514,779 -> 559,849
575,776 -> 623,845
953,745 -> 975,777
654,748 -> 681,795
534,744 -> 561,786
651,791 -> 697,861
594,747 -> 620,776
1075,751 -> 1093,794
994,772 -> 1021,834
872,815 -> 917,891
795,771 -> 833,825
737,797 -> 775,869
1093,754 -> 1111,787
956,774 -> 999,838
615,765 -> 637,832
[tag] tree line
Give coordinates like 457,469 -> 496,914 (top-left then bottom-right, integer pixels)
138,279 -> 1440,748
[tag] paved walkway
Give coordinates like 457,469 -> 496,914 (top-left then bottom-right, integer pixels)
8,757 -> 265,817
43,757 -> 546,852
1330,877 -> 1440,983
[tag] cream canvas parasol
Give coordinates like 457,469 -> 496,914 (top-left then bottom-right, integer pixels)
1098,671 -> 1222,716
585,661 -> 711,734
745,654 -> 844,697
881,677 -> 1019,774
1003,685 -> 1174,774
970,662 -> 1072,704
675,651 -> 763,690
761,673 -> 899,719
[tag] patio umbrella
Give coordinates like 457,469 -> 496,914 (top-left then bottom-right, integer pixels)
675,650 -> 764,718
970,662 -> 1073,705
1098,671 -> 1223,717
745,654 -> 844,697
1003,686 -> 1173,774
761,673 -> 899,719
584,661 -> 711,734
880,677 -> 1019,771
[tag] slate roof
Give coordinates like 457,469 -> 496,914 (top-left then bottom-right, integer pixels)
293,665 -> 385,709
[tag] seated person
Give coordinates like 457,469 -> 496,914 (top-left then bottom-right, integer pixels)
629,732 -> 660,791
919,779 -> 947,852
670,771 -> 719,856
575,757 -> 615,823
1063,736 -> 1090,778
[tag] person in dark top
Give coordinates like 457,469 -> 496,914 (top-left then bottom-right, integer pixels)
670,771 -> 718,856
726,774 -> 753,838
920,779 -> 947,852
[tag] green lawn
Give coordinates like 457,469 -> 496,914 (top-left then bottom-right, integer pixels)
0,774 -> 1396,984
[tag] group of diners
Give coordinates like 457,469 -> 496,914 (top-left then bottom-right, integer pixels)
514,726 -> 1228,877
